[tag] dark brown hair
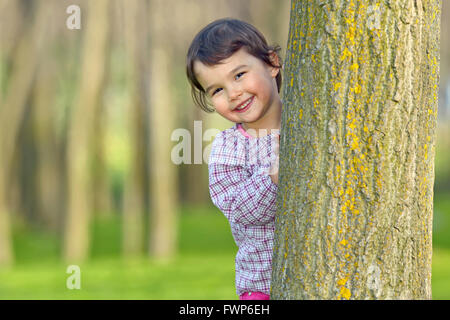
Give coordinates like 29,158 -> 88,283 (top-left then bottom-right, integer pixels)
186,18 -> 282,113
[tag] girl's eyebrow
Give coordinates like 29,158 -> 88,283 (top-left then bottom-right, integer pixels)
228,64 -> 248,76
205,64 -> 248,95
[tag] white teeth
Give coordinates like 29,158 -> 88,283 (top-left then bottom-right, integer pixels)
236,98 -> 252,110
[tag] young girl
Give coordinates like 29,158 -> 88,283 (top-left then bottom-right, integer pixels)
186,18 -> 282,300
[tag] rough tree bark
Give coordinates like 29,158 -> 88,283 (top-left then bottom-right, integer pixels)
271,0 -> 441,299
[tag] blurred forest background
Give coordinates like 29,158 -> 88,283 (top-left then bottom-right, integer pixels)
0,0 -> 449,299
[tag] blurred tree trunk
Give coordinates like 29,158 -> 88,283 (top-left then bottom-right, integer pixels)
247,0 -> 290,58
272,0 -> 441,299
0,0 -> 24,62
89,0 -> 112,222
64,0 -> 109,263
121,0 -> 149,257
183,107 -> 209,205
0,1 -> 51,266
32,20 -> 61,231
92,100 -> 113,219
148,0 -> 178,260
170,0 -> 210,207
91,27 -> 113,222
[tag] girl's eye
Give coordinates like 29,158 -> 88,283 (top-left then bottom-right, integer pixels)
235,72 -> 245,80
212,88 -> 222,96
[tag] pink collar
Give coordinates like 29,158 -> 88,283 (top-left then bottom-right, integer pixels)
236,123 -> 253,138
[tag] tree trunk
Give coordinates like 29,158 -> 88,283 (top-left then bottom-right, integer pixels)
182,107 -> 210,205
272,0 -> 441,299
121,0 -> 149,257
91,101 -> 113,219
148,0 -> 178,260
33,33 -> 61,231
64,0 -> 109,263
0,0 -> 52,266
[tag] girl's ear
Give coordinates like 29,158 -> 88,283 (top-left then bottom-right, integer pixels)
268,51 -> 281,78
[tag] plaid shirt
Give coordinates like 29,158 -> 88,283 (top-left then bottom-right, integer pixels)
208,123 -> 279,296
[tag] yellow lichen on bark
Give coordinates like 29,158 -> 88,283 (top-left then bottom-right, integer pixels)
271,0 -> 440,300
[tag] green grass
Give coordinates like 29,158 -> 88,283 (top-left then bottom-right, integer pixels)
433,193 -> 450,248
0,254 -> 236,299
1,203 -> 450,299
1,205 -> 237,300
432,248 -> 450,300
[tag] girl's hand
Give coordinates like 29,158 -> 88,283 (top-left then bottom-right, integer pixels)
269,172 -> 278,185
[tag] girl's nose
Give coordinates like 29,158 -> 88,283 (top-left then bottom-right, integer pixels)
229,85 -> 243,101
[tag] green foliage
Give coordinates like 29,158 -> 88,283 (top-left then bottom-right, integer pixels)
12,224 -> 61,265
178,205 -> 236,254
433,193 -> 450,248
90,215 -> 122,258
435,125 -> 450,192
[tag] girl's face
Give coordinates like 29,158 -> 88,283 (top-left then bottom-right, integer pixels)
194,48 -> 281,131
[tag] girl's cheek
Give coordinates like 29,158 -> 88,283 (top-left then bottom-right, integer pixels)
214,98 -> 228,111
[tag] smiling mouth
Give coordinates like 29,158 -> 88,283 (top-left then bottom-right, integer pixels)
234,96 -> 254,113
